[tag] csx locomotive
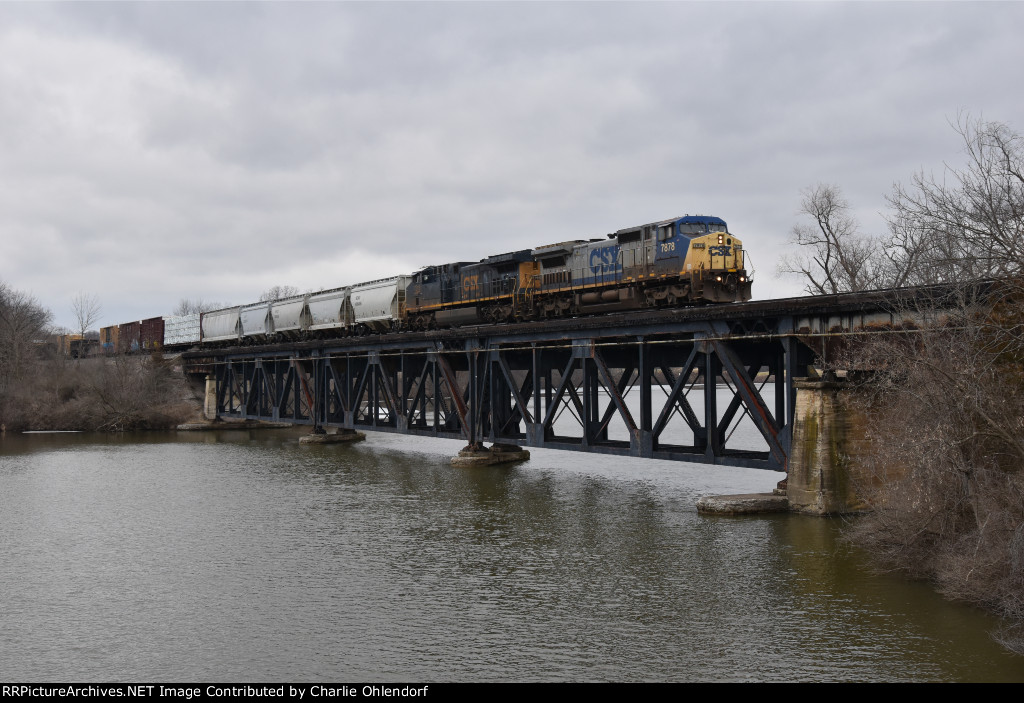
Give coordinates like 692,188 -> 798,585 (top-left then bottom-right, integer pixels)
406,214 -> 750,330
104,214 -> 752,350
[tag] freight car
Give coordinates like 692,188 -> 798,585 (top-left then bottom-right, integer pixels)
192,276 -> 412,347
113,213 -> 751,350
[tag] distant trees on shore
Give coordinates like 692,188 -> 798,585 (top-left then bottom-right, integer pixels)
0,282 -> 51,395
0,284 -> 195,432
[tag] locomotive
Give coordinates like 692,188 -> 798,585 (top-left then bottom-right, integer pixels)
406,214 -> 750,330
103,214 -> 752,350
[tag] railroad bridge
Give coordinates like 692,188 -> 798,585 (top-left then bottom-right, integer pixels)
182,289 -> 928,512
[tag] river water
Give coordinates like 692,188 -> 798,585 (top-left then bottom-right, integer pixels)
2,428 -> 1022,682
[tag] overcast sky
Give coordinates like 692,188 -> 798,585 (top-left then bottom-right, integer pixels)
2,2 -> 1022,330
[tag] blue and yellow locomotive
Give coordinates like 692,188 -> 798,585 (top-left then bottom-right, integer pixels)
405,214 -> 751,329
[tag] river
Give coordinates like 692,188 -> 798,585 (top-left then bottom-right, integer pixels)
2,428 -> 1022,682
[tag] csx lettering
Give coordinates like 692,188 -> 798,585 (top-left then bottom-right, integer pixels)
462,274 -> 479,292
589,245 -> 620,275
709,245 -> 732,257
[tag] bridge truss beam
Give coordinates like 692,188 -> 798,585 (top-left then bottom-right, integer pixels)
210,321 -> 810,471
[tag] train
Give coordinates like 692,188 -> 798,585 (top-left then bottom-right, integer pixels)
101,214 -> 752,351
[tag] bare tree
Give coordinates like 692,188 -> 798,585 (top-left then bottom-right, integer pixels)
173,298 -> 225,316
886,114 -> 1024,282
258,285 -> 300,302
0,282 -> 52,390
827,116 -> 1024,655
71,292 -> 102,339
778,184 -> 885,294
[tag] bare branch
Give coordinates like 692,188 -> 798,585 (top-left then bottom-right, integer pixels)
71,292 -> 102,339
258,285 -> 300,303
172,298 -> 225,316
778,183 -> 887,294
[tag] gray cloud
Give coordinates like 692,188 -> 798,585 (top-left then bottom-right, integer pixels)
0,2 -> 1021,328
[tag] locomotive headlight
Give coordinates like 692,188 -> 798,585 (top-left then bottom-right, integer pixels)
739,276 -> 746,282
715,275 -> 723,282
717,234 -> 724,245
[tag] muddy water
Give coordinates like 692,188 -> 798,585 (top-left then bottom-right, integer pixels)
2,429 -> 1022,681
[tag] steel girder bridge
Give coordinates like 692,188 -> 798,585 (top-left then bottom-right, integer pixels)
184,290 -> 912,472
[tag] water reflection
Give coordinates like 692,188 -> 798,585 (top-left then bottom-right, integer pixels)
1,430 -> 1021,681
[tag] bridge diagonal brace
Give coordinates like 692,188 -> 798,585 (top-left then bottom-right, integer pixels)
280,364 -> 296,418
374,359 -> 401,423
217,363 -> 243,416
564,377 -> 586,427
405,358 -> 432,425
711,339 -> 787,468
245,361 -> 269,417
542,355 -> 581,429
653,346 -> 701,438
593,351 -> 637,434
496,352 -> 533,425
717,363 -> 763,438
594,366 -> 637,440
259,360 -> 277,410
502,370 -> 534,432
436,353 -> 470,441
323,360 -> 349,415
351,358 -> 373,422
472,351 -> 488,440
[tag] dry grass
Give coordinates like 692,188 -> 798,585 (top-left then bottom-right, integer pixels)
0,354 -> 197,432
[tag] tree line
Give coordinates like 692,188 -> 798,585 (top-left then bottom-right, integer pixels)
0,283 -> 304,432
0,288 -> 192,432
781,114 -> 1024,655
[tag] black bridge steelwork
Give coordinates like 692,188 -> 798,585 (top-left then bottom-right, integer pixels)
189,290 -> 920,471
211,328 -> 797,469
193,288 -> 929,470
182,286 -> 950,472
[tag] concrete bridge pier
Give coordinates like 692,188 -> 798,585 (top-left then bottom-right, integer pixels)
204,374 -> 217,421
451,442 -> 531,467
786,379 -> 871,516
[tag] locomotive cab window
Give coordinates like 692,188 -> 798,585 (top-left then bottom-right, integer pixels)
658,225 -> 673,241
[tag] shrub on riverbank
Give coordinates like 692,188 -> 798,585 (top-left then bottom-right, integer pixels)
841,288 -> 1024,655
0,354 -> 197,432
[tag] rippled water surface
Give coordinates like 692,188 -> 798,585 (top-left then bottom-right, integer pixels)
2,429 -> 1022,682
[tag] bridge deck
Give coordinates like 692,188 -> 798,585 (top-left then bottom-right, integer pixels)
182,289 -> 928,471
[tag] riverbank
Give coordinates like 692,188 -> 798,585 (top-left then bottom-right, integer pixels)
0,354 -> 202,433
